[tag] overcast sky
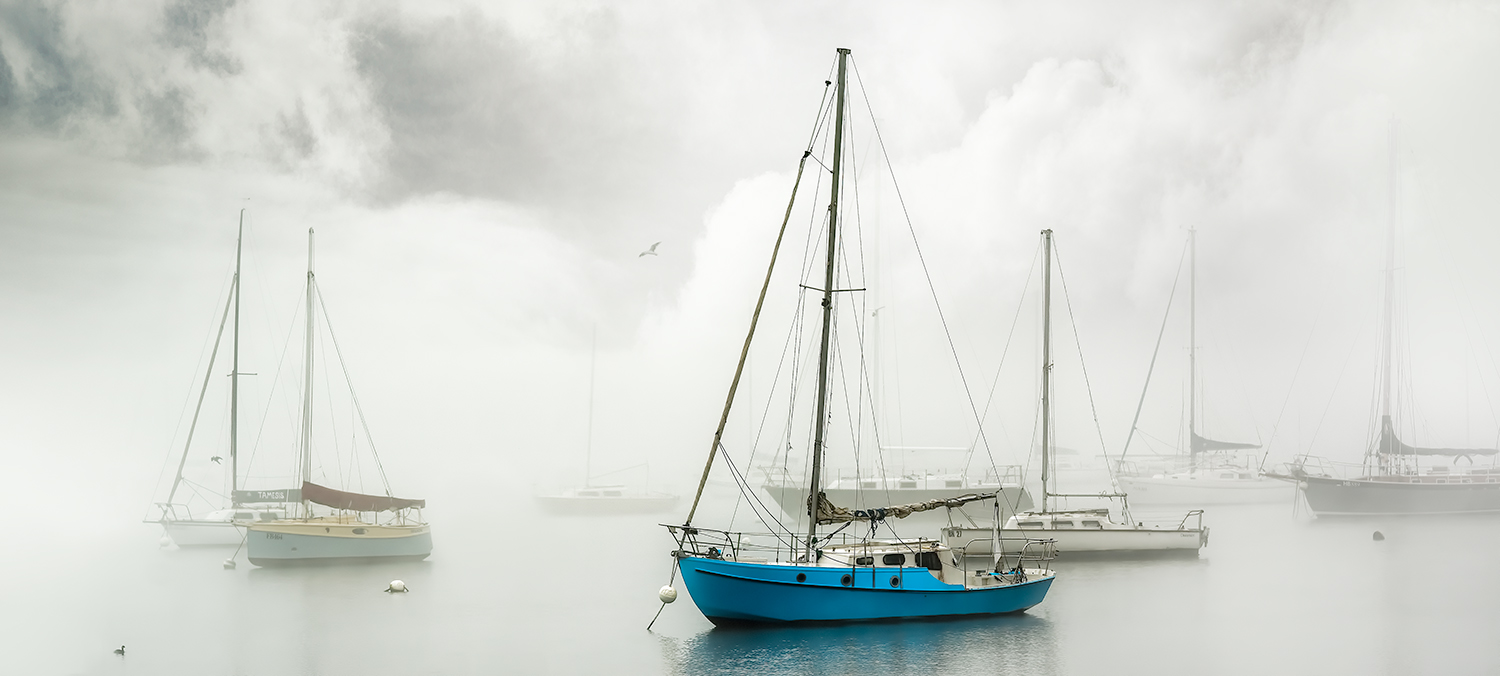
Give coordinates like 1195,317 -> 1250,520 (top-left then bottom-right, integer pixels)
3,0 -> 1500,522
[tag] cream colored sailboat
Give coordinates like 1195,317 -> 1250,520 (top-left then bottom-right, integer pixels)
245,229 -> 431,566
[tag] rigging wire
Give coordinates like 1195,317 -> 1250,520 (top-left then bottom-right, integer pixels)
314,282 -> 396,496
1052,242 -> 1116,483
1259,311 -> 1322,472
1119,241 -> 1190,460
849,57 -> 1003,482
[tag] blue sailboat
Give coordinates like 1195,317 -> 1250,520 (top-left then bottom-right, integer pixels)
657,48 -> 1056,626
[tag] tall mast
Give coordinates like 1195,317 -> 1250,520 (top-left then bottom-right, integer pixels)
1376,122 -> 1399,471
298,228 -> 316,510
1188,227 -> 1197,463
805,47 -> 849,561
229,210 -> 244,505
585,327 -> 596,488
1040,229 -> 1054,513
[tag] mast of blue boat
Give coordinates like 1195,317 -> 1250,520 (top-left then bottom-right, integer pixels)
298,228 -> 316,517
1040,229 -> 1053,513
804,47 -> 850,561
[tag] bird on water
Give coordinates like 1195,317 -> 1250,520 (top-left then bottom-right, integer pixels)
113,646 -> 125,656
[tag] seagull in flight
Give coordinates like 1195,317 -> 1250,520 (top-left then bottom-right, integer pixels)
639,242 -> 661,257
210,456 -> 223,464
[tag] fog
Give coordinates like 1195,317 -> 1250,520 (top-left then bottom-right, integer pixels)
3,0 -> 1499,673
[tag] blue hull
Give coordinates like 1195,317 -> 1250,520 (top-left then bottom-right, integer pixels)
677,557 -> 1053,624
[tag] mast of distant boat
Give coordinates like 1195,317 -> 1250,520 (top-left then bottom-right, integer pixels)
1375,123 -> 1399,477
229,210 -> 244,506
298,228 -> 316,517
1040,229 -> 1054,513
804,47 -> 850,561
1188,227 -> 1197,466
585,327 -> 596,489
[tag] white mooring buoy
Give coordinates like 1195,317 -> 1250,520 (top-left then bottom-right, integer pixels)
223,558 -> 237,569
386,580 -> 408,593
658,585 -> 677,604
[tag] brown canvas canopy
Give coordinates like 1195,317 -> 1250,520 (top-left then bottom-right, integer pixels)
812,491 -> 1001,525
301,481 -> 426,512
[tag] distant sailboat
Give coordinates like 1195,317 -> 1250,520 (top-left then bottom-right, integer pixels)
536,330 -> 678,514
1272,126 -> 1500,515
948,230 -> 1207,557
663,49 -> 1056,625
146,211 -> 287,546
245,229 -> 431,566
1118,229 -> 1294,505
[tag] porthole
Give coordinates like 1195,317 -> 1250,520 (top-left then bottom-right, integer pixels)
889,576 -> 901,588
353,528 -> 367,535
840,574 -> 852,587
796,573 -> 807,583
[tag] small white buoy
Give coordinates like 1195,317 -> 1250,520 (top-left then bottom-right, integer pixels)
222,559 -> 237,569
658,585 -> 677,604
159,535 -> 172,548
386,580 -> 408,593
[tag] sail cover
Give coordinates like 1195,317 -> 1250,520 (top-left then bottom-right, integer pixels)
1190,432 -> 1260,455
812,491 -> 999,525
1377,416 -> 1497,457
301,481 -> 426,511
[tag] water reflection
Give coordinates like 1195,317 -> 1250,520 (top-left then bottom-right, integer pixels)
660,613 -> 1057,675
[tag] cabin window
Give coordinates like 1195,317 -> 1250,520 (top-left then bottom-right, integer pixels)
1410,478 -> 1420,483
233,512 -> 253,520
1054,521 -> 1076,529
604,490 -> 622,497
855,556 -> 874,566
258,512 -> 277,521
1462,479 -> 1473,484
1436,479 -> 1447,484
1219,473 -> 1236,480
1017,521 -> 1044,528
945,480 -> 962,488
352,528 -> 367,535
861,481 -> 876,489
899,481 -> 917,489
915,551 -> 943,572
1239,473 -> 1253,480
579,490 -> 599,497
1081,520 -> 1102,528
882,553 -> 905,566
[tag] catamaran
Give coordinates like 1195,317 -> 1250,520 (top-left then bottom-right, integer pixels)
658,49 -> 1056,626
243,229 -> 431,566
537,330 -> 678,514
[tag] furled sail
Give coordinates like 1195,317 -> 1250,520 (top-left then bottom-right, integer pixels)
1377,416 -> 1498,457
301,481 -> 426,512
1190,432 -> 1259,455
812,491 -> 1000,525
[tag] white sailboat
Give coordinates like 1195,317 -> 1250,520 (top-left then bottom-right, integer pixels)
537,330 -> 679,514
1117,228 -> 1293,505
146,211 -> 288,547
944,230 -> 1207,556
244,229 -> 431,566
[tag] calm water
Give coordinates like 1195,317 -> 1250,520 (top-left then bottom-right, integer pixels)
10,494 -> 1500,675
